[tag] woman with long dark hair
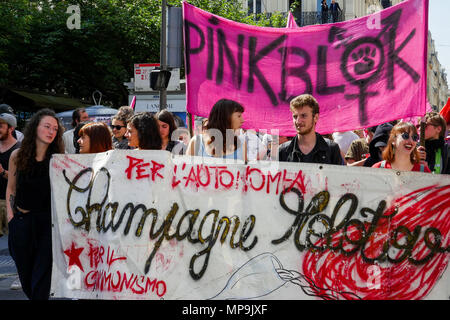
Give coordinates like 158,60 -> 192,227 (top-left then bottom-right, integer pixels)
6,108 -> 64,300
125,112 -> 162,150
156,109 -> 186,155
186,99 -> 247,161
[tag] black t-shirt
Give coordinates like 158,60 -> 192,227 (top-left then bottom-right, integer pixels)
15,158 -> 51,212
0,141 -> 21,199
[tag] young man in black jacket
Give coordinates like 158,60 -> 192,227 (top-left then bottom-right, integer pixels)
278,94 -> 343,165
424,112 -> 449,174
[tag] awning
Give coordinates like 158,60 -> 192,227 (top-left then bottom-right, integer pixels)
11,89 -> 88,111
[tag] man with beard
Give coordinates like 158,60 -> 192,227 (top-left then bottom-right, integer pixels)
0,113 -> 21,237
279,94 -> 343,165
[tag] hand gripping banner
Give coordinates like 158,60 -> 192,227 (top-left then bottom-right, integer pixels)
183,0 -> 428,135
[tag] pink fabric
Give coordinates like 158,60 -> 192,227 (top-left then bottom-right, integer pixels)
183,0 -> 428,135
286,11 -> 298,28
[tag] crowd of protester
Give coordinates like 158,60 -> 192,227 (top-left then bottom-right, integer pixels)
0,92 -> 449,300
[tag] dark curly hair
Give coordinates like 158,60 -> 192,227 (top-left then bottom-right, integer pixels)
113,106 -> 134,124
16,108 -> 64,172
128,112 -> 161,150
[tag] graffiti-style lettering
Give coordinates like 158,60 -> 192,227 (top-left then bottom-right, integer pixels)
274,188 -> 449,265
184,1 -> 426,132
63,167 -> 258,280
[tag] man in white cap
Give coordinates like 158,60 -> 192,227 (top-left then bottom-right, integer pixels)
0,112 -> 21,237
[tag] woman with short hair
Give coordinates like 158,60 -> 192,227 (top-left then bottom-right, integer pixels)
111,108 -> 134,150
77,122 -> 113,153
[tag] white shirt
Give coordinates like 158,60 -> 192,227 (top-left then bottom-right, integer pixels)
240,130 -> 266,161
63,129 -> 76,154
14,130 -> 24,142
332,131 -> 359,154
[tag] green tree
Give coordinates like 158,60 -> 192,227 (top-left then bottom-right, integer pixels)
0,0 -> 287,108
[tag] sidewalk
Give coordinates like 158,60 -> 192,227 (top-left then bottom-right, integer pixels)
0,235 -> 27,300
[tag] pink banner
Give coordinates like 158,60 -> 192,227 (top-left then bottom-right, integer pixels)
183,0 -> 428,135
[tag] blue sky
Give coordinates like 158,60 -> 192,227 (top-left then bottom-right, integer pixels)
428,0 -> 450,75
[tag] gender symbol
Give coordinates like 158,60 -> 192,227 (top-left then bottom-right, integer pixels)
341,37 -> 385,125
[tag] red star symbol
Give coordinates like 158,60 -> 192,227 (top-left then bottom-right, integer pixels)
64,242 -> 84,272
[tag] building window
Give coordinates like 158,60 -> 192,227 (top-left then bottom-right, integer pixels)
248,0 -> 262,14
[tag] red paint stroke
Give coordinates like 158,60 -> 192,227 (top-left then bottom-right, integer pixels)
302,185 -> 450,300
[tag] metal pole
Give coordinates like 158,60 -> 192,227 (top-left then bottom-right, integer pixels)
160,0 -> 167,110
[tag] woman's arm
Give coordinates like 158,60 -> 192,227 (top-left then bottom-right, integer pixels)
6,149 -> 18,222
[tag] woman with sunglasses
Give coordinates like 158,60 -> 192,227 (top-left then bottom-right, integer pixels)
372,122 -> 431,172
111,112 -> 132,149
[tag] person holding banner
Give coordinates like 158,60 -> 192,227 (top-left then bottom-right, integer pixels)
278,94 -> 343,165
77,122 -> 113,154
156,109 -> 186,155
186,99 -> 247,161
372,122 -> 431,172
6,108 -> 64,300
125,112 -> 162,150
423,112 -> 449,174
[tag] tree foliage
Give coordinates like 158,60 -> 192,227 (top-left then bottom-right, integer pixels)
0,0 -> 287,107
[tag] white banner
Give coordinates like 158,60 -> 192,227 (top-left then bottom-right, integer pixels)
50,151 -> 450,300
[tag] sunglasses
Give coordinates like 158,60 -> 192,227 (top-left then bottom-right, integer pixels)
110,125 -> 126,130
400,132 -> 419,142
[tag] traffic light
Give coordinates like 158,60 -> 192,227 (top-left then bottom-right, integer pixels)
150,69 -> 171,91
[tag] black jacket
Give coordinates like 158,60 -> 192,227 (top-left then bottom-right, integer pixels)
279,133 -> 343,165
330,3 -> 341,12
425,137 -> 449,174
